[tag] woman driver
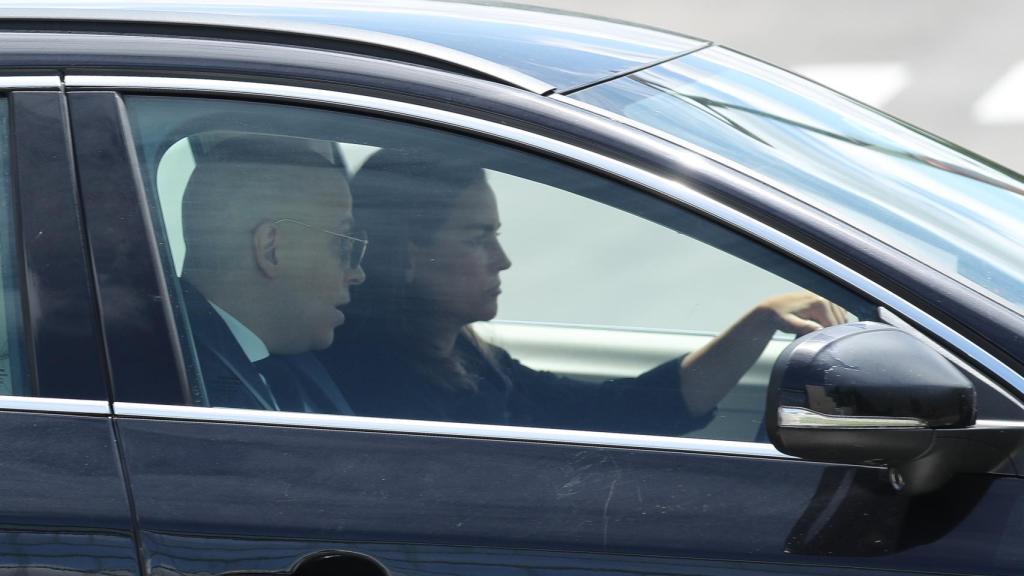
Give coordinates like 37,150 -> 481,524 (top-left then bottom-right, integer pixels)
318,148 -> 845,434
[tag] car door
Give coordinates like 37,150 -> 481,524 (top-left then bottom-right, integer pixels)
0,80 -> 138,575
66,76 -> 1024,576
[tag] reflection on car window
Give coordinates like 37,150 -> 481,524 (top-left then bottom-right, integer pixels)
126,95 -> 870,442
572,46 -> 1024,317
0,98 -> 27,396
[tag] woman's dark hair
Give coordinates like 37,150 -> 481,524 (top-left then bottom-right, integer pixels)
337,147 -> 496,392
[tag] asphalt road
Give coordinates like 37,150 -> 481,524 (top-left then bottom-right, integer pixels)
522,0 -> 1024,175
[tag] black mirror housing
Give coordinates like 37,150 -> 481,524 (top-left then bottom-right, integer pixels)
766,322 -> 1021,494
768,322 -> 975,434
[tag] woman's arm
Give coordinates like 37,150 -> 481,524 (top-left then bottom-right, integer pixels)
678,292 -> 846,417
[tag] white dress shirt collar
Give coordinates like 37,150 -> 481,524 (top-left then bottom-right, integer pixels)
208,301 -> 270,363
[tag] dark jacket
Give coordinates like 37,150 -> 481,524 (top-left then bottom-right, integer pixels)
180,279 -> 351,414
319,333 -> 712,435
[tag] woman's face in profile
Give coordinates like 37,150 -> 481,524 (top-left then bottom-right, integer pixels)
409,181 -> 512,325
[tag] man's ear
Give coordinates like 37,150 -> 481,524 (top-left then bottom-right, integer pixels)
253,221 -> 282,278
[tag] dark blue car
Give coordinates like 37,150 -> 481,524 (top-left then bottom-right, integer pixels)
0,1 -> 1022,575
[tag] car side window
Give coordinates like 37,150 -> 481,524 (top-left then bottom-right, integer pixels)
126,95 -> 872,442
0,98 -> 27,396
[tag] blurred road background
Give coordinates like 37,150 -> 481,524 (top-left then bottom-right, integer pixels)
521,0 -> 1024,174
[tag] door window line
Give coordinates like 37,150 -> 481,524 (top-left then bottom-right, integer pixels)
112,401 -> 793,459
0,76 -> 61,90
0,396 -> 109,415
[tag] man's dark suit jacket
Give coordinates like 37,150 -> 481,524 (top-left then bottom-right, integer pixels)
180,279 -> 352,414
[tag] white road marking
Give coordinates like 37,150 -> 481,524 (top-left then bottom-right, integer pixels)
973,61 -> 1024,124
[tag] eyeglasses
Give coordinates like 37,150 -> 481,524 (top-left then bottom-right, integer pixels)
272,218 -> 368,270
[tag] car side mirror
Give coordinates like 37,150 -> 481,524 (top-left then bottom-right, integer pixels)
766,322 -> 1024,494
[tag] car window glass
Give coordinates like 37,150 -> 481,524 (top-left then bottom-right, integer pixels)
490,171 -> 803,332
126,95 -> 872,442
571,46 -> 1024,318
0,98 -> 28,396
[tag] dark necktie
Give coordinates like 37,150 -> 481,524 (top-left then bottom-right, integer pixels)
249,356 -> 290,409
253,354 -> 354,415
253,356 -> 304,412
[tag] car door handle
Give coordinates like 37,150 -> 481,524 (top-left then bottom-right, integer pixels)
291,551 -> 390,576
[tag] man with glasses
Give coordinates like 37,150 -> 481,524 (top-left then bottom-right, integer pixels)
179,134 -> 366,413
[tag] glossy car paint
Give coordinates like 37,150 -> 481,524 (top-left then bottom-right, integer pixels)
10,91 -> 108,400
0,410 -> 139,575
66,91 -> 189,406
116,416 -> 1024,575
0,3 -> 1021,575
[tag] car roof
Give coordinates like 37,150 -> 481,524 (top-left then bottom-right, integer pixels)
0,0 -> 709,94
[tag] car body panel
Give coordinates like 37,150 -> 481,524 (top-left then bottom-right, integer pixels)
65,90 -> 189,406
10,90 -> 109,400
0,409 -> 139,576
117,415 -> 1024,575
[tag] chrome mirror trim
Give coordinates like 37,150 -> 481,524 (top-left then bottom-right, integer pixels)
974,419 -> 1024,430
61,74 -> 1024,397
0,396 -> 110,415
114,402 -> 792,459
779,406 -> 927,429
0,75 -> 61,90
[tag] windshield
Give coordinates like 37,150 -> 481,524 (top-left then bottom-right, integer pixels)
571,46 -> 1024,317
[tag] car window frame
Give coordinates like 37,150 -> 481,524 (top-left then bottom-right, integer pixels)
65,73 -> 1024,458
0,75 -> 110,415
8,28 -> 1019,375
